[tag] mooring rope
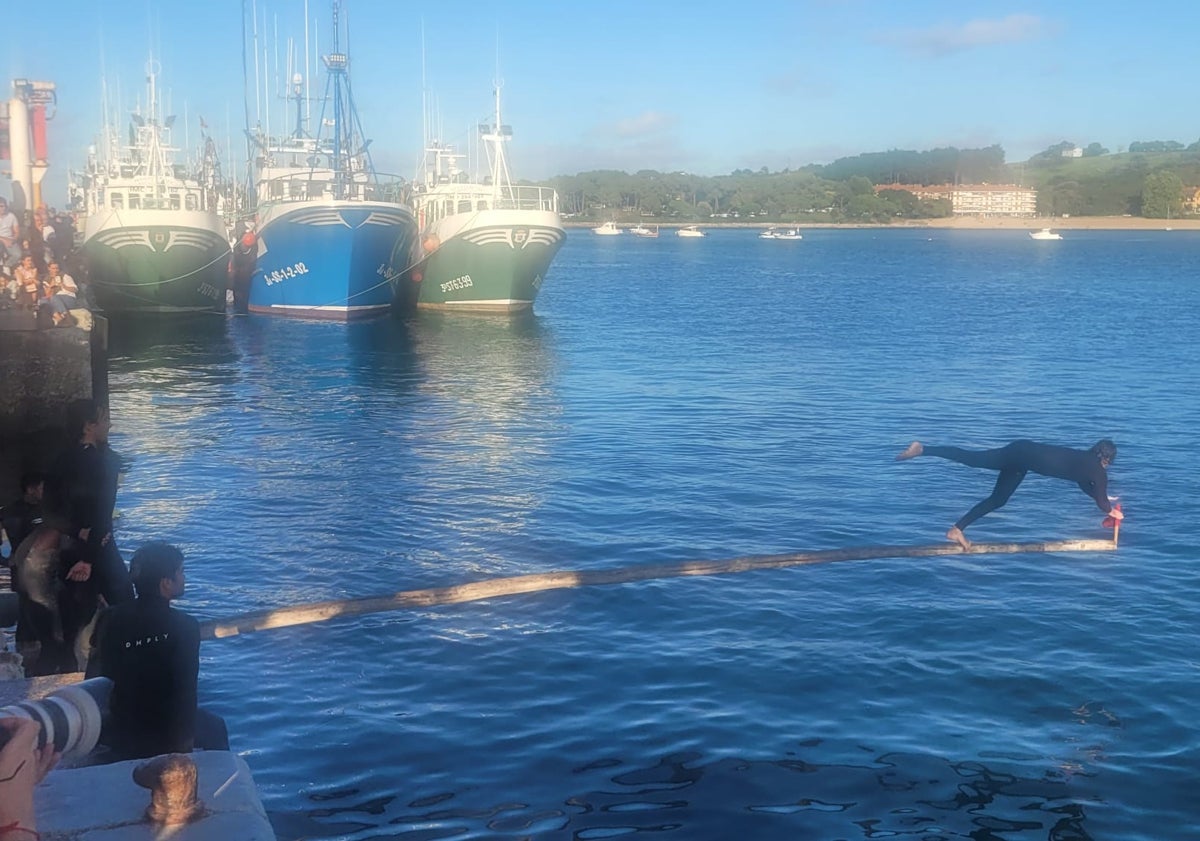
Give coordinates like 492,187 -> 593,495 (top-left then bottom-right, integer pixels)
200,537 -> 1118,640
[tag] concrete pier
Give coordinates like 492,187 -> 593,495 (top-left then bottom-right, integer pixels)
37,751 -> 276,840
0,674 -> 276,839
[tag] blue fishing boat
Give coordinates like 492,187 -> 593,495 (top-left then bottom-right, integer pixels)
247,1 -> 416,320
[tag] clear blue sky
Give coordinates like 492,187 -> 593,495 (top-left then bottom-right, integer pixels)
5,0 -> 1199,204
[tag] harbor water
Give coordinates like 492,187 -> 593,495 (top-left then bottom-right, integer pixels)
104,228 -> 1199,840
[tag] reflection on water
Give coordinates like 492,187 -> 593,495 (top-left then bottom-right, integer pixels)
107,312 -> 239,373
406,311 -> 555,411
390,312 -> 564,579
106,309 -> 563,610
268,747 -> 1094,840
106,315 -> 241,535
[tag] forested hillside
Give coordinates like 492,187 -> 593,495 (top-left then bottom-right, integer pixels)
538,141 -> 1200,222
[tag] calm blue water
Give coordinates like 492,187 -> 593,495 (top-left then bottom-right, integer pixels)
105,228 -> 1199,840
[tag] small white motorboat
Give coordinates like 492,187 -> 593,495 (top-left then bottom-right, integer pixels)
1029,227 -> 1062,240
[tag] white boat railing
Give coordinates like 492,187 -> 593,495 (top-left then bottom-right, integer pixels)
412,182 -> 558,214
255,170 -> 411,205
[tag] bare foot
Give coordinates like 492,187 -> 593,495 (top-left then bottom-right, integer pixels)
895,441 -> 924,461
946,527 -> 971,550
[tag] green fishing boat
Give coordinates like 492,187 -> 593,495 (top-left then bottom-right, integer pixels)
405,84 -> 563,313
80,61 -> 230,314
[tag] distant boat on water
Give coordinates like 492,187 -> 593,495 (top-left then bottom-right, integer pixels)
1029,228 -> 1062,241
80,59 -> 231,314
630,224 -> 658,238
677,225 -> 706,238
593,221 -> 622,236
407,83 -> 564,313
763,226 -> 801,239
246,0 -> 417,320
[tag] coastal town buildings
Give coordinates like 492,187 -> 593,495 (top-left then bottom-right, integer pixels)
874,183 -> 1038,217
1184,186 -> 1200,214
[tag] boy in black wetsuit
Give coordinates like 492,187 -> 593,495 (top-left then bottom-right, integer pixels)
87,541 -> 228,760
895,439 -> 1122,549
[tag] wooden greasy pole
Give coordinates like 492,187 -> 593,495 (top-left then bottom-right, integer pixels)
200,536 -> 1118,641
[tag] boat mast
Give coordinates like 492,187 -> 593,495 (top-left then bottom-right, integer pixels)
322,0 -> 347,198
240,0 -> 256,209
142,59 -> 165,186
480,82 -> 513,206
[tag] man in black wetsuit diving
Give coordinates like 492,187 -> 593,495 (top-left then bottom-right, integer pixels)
895,439 -> 1122,549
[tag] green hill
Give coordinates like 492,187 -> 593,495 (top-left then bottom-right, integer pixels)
541,144 -> 1200,222
1010,150 -> 1200,217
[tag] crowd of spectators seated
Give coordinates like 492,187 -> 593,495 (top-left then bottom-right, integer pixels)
0,196 -> 88,326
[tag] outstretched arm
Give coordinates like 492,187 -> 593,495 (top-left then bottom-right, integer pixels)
1079,474 -> 1113,513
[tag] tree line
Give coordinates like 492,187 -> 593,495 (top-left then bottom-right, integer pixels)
536,141 -> 1200,221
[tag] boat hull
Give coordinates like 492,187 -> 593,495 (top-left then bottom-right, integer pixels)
249,200 -> 418,321
411,209 -> 564,313
82,209 -> 230,314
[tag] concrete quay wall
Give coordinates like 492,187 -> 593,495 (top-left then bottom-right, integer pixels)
0,311 -> 108,497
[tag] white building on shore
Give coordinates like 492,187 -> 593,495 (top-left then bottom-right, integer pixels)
875,183 -> 1038,217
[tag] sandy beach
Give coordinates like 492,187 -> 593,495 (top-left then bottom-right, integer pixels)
882,215 -> 1199,231
566,216 -> 1198,231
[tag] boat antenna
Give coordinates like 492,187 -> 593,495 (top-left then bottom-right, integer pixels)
240,0 -> 256,206
420,19 -> 427,179
323,0 -> 344,194
304,0 -> 311,132
251,0 -> 260,122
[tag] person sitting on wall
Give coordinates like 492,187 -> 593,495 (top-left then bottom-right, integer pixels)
87,541 -> 229,761
2,271 -> 19,308
50,209 -> 76,263
43,262 -> 79,326
0,197 -> 20,270
29,207 -> 52,272
13,255 -> 40,310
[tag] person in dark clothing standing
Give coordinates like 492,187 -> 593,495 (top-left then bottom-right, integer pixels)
41,399 -> 134,670
87,541 -> 228,760
47,399 -> 134,607
895,439 -> 1122,549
